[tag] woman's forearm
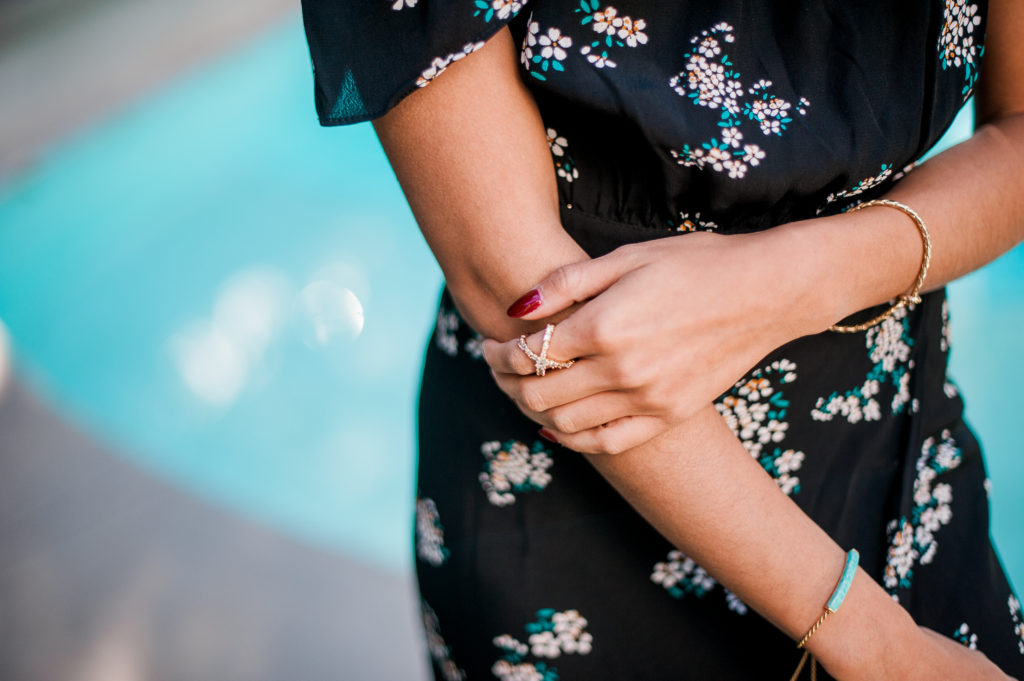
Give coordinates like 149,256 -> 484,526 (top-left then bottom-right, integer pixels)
788,1 -> 1024,330
372,28 -> 589,342
587,406 -> 918,680
371,26 -> 926,678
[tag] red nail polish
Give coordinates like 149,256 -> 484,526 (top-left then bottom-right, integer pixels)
507,289 -> 542,318
538,428 -> 558,443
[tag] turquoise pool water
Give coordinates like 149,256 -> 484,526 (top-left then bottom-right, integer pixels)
0,16 -> 1021,588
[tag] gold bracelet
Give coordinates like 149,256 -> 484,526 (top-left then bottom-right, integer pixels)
828,199 -> 932,334
789,549 -> 860,681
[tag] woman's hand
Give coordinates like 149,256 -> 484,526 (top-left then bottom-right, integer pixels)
482,225 -> 839,454
828,625 -> 1017,681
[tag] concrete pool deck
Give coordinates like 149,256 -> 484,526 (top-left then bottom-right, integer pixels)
0,0 -> 294,179
0,377 -> 428,681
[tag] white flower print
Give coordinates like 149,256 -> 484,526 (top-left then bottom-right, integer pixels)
674,211 -> 718,232
493,0 -> 523,21
943,380 -> 959,399
527,630 -> 561,658
668,23 -> 808,179
742,144 -> 765,165
941,298 -> 952,352
464,332 -> 485,359
390,0 -> 417,9
520,17 -> 540,67
939,0 -> 984,96
954,623 -> 978,650
573,2 -> 648,71
580,46 -> 616,69
820,163 -> 895,213
545,127 -> 579,183
697,36 -> 721,58
725,590 -> 749,615
883,430 -> 962,597
416,497 -> 449,566
474,0 -> 523,23
722,126 -> 743,148
546,128 -> 567,156
522,17 -> 573,81
422,601 -> 466,681
651,549 -> 749,614
716,359 -> 807,495
479,439 -> 554,506
539,28 -> 572,60
492,609 -> 593,680
617,17 -> 648,47
435,307 -> 459,356
416,42 -> 486,88
1009,593 -> 1024,654
591,7 -> 620,35
812,306 -> 915,424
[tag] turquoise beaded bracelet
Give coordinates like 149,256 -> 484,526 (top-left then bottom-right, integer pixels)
790,549 -> 860,681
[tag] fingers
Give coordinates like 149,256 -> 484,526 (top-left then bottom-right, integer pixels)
545,415 -> 663,455
505,246 -> 640,320
490,360 -> 611,412
482,316 -> 603,376
543,392 -> 643,434
482,336 -> 541,375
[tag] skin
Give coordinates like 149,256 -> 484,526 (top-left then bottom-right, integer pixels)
372,3 -> 1023,678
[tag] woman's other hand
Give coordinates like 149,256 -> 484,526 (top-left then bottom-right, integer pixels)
830,625 -> 1018,681
482,226 -> 839,454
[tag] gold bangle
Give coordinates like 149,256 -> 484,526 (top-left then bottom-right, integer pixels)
828,199 -> 932,334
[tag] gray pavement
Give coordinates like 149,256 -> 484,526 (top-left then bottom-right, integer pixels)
0,0 -> 295,179
0,376 -> 429,681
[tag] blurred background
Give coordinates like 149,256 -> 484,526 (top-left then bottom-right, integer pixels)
0,1 -> 1021,680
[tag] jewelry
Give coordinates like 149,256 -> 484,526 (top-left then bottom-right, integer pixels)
829,199 -> 932,333
517,323 -> 575,376
789,548 -> 860,681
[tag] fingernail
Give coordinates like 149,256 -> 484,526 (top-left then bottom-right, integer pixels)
538,428 -> 558,443
507,289 -> 542,318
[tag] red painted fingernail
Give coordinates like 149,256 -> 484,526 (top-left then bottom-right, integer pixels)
507,289 -> 542,318
538,428 -> 558,443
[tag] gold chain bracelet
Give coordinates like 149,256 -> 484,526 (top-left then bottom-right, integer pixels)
828,199 -> 932,333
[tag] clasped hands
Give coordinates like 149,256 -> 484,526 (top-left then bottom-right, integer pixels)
482,230 -> 825,455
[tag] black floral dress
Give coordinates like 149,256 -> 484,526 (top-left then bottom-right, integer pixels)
300,1 -> 1024,678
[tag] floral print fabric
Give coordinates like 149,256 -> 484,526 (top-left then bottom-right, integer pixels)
301,0 -> 1023,677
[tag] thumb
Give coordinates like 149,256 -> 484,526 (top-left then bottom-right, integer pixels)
506,250 -> 637,320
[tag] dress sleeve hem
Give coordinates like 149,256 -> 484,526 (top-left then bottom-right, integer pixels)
311,16 -> 523,128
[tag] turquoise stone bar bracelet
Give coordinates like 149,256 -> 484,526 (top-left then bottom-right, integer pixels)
789,549 -> 861,681
798,548 -> 860,649
826,549 -> 860,612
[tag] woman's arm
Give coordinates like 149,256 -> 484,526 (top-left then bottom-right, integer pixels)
371,25 -> 1011,681
371,30 -> 588,344
482,0 -> 1024,457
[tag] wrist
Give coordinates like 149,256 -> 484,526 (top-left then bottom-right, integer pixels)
772,209 -> 923,334
803,565 -> 920,681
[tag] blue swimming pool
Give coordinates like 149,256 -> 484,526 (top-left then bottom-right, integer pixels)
0,15 -> 1021,588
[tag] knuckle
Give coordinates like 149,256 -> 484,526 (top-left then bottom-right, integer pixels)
548,263 -> 580,297
519,383 -> 547,413
550,409 -> 577,434
607,357 -> 640,389
620,354 -> 653,388
588,317 -> 618,352
595,429 -> 625,455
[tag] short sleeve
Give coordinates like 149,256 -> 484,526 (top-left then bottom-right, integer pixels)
299,0 -> 530,126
